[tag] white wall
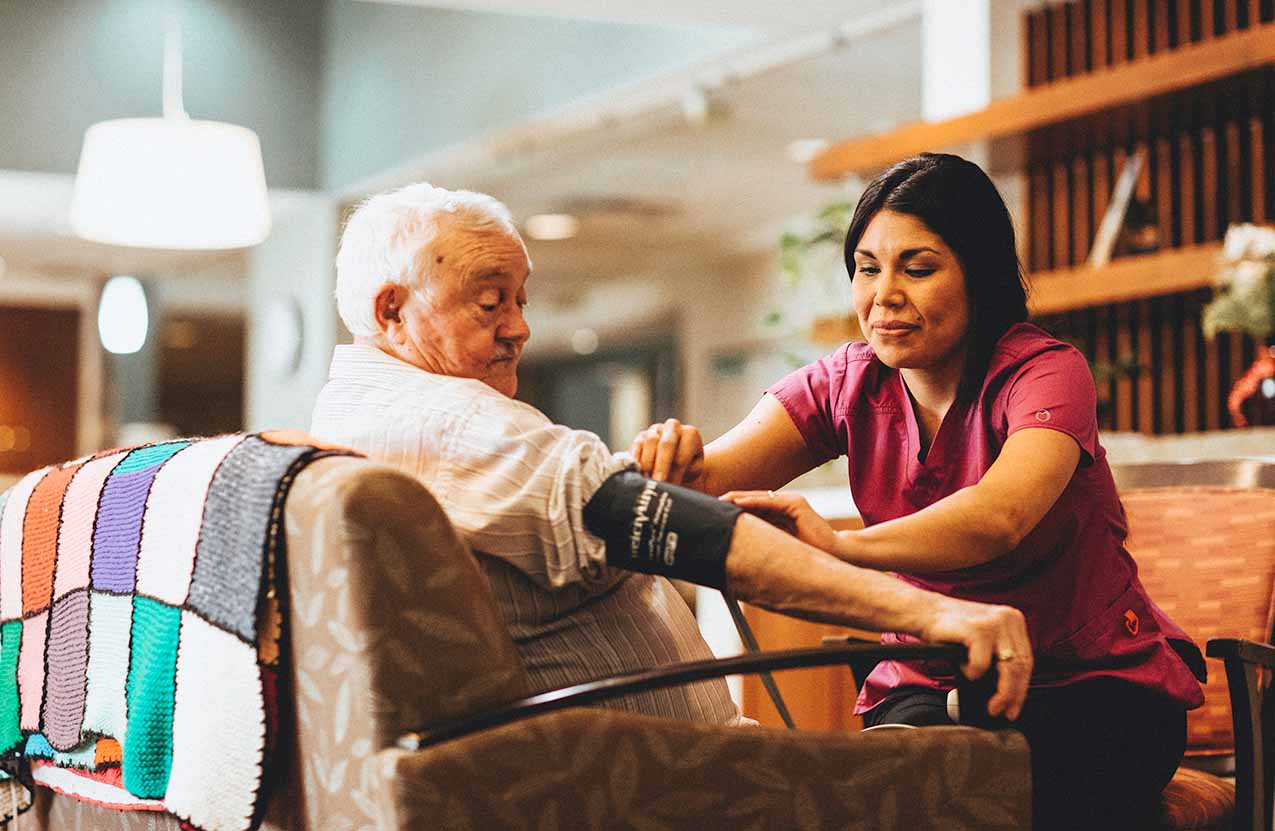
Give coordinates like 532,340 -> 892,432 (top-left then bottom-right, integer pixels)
244,191 -> 340,431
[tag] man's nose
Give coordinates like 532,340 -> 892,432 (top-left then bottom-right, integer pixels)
502,306 -> 531,343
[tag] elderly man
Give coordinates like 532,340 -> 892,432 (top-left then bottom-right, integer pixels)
311,183 -> 1031,726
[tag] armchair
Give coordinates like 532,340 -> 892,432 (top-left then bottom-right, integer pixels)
24,453 -> 1030,830
1112,459 -> 1275,831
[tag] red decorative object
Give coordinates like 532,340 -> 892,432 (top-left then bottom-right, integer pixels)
1227,346 -> 1275,428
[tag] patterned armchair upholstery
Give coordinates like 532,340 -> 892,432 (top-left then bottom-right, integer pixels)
27,455 -> 1031,830
1112,459 -> 1275,831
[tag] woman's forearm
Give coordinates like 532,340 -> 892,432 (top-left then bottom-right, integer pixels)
832,485 -> 1021,573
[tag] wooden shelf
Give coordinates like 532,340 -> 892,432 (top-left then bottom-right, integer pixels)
1027,243 -> 1222,315
809,23 -> 1275,182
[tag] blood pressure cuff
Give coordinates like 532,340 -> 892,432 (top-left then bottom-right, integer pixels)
583,471 -> 741,590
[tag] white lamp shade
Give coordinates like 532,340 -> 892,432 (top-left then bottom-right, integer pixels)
70,117 -> 271,250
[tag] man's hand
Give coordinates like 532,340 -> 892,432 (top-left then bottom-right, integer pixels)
629,419 -> 704,486
920,597 -> 1032,721
721,490 -> 839,554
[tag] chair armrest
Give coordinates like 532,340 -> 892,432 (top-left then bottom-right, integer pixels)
400,642 -> 974,750
1206,637 -> 1275,668
385,708 -> 1032,831
1205,637 -> 1275,831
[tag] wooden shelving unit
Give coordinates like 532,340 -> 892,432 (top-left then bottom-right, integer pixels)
1027,243 -> 1223,315
808,22 -> 1275,182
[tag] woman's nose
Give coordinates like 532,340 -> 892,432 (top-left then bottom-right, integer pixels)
874,272 -> 906,307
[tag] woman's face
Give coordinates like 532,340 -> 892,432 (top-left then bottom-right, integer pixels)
851,209 -> 970,380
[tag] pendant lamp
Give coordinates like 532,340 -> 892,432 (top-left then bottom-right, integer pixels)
69,1 -> 271,250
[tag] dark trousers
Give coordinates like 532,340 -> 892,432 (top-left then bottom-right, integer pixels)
864,678 -> 1187,830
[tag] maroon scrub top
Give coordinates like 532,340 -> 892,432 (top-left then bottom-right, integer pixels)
769,323 -> 1205,713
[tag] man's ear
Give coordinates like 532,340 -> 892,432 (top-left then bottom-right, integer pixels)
373,284 -> 406,337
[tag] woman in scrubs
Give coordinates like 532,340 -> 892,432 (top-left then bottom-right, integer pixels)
632,153 -> 1204,830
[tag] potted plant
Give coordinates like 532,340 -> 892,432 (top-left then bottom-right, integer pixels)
1201,223 -> 1275,427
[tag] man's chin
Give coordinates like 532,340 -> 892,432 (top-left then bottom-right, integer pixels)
485,362 -> 519,397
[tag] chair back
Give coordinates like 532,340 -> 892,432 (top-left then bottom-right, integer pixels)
30,452 -> 530,830
1112,459 -> 1275,762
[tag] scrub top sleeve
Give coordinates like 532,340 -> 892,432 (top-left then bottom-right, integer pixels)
1002,346 -> 1100,464
766,348 -> 846,466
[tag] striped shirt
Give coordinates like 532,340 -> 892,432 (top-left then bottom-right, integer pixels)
310,344 -> 740,724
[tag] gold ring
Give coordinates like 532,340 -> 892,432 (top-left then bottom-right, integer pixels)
997,650 -> 1016,662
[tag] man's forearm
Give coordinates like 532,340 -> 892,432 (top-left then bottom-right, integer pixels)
725,513 -> 939,636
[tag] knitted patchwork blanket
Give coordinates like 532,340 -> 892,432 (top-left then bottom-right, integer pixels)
0,431 -> 356,831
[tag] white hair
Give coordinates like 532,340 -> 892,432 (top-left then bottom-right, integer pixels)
334,183 -> 521,337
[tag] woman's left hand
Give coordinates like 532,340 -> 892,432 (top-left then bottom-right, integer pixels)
721,491 -> 839,554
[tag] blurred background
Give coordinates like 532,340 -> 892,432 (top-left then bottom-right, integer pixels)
2,0 -> 1273,721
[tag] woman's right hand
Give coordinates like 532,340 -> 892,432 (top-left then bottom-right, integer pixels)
629,419 -> 705,487
721,491 -> 840,555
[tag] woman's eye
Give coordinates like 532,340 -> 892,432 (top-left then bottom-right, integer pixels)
856,264 -> 880,276
906,268 -> 935,277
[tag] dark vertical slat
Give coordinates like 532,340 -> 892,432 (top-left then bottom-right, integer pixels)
1223,0 -> 1239,31
1178,0 -> 1196,43
1117,304 -> 1135,431
1029,11 -> 1048,87
1159,300 -> 1178,433
1204,324 -> 1222,429
1224,120 -> 1244,225
1031,167 -> 1053,270
1183,305 -> 1200,433
1092,147 -> 1112,240
1112,0 -> 1130,62
1178,132 -> 1198,245
1093,0 -> 1110,69
1155,136 -> 1175,249
1072,155 -> 1092,264
1095,308 -> 1114,431
1201,126 -> 1220,240
1251,116 -> 1267,223
1053,160 -> 1073,268
1073,0 -> 1091,74
1153,0 -> 1171,52
1132,0 -> 1150,58
1051,3 -> 1071,80
1137,302 -> 1155,433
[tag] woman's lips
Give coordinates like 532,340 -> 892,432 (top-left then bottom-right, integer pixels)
871,321 -> 919,336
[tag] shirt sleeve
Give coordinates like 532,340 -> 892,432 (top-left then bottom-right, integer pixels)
434,398 -> 634,591
765,348 -> 847,465
1001,346 -> 1099,464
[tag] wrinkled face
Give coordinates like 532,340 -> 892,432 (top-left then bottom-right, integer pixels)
395,223 -> 532,397
851,210 -> 970,382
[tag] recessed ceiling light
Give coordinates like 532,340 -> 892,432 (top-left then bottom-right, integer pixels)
524,213 -> 580,241
786,138 -> 829,164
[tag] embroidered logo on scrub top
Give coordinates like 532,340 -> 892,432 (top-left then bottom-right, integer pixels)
1124,609 -> 1140,636
1035,409 -> 1052,422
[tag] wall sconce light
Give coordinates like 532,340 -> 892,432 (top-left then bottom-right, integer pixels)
98,276 -> 149,355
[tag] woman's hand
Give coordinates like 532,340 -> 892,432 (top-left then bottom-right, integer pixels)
721,491 -> 839,554
629,419 -> 704,486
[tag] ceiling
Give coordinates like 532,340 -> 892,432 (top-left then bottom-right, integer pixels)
363,0 -> 899,31
347,3 -> 922,298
